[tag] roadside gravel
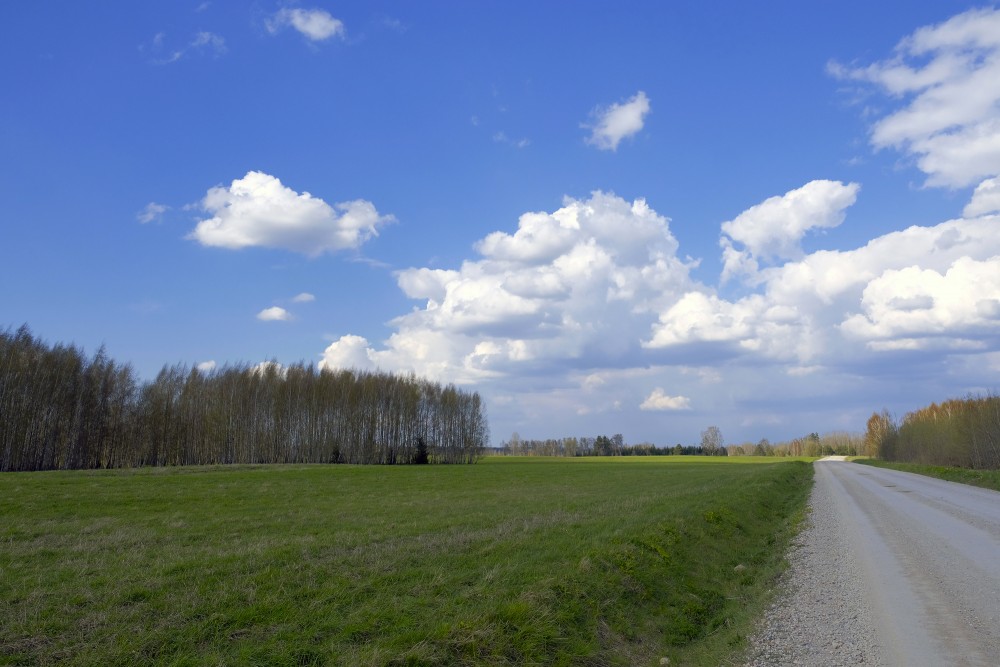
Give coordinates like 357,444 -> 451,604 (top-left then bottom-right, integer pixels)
741,459 -> 882,666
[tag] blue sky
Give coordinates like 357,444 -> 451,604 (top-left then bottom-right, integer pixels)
3,1 -> 1000,446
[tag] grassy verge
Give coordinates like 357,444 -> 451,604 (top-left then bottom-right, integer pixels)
1,457 -> 812,666
854,458 -> 1000,492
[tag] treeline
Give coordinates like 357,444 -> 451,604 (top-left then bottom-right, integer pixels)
0,325 -> 488,472
864,394 -> 1000,469
497,433 -> 729,457
497,429 -> 864,458
726,432 -> 862,457
500,434 -> 627,457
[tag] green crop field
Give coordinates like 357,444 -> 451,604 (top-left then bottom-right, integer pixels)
1,457 -> 812,666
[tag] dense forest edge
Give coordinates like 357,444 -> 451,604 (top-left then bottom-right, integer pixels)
0,325 -> 488,472
864,395 -> 1000,469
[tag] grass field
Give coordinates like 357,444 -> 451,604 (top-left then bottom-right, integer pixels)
1,457 -> 812,666
854,458 -> 1000,492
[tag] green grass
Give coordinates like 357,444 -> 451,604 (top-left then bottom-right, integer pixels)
1,457 -> 812,666
854,458 -> 1000,492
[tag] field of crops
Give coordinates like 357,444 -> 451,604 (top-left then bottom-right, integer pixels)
1,457 -> 812,666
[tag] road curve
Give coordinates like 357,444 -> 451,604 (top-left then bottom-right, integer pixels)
743,459 -> 1000,666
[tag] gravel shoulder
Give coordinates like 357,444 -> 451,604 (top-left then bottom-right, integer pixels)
742,458 -> 1000,667
741,458 -> 882,666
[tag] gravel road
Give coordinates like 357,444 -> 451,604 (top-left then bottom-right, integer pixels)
742,458 -> 1000,666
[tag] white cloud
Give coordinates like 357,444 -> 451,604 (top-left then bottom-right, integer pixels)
840,257 -> 1000,347
584,91 -> 651,151
964,176 -> 1000,217
267,8 -> 345,42
320,334 -> 378,371
253,360 -> 288,378
640,388 -> 691,411
645,292 -> 756,348
137,202 -> 168,224
315,176 -> 1000,443
320,192 -> 696,381
831,7 -> 1000,189
720,180 -> 860,282
197,360 -> 217,372
257,306 -> 291,321
188,171 -> 393,256
649,207 -> 1000,364
292,292 -> 316,303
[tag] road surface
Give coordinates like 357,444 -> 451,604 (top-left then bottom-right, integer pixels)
743,458 -> 1000,666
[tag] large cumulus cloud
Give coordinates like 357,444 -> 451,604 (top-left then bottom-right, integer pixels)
321,192 -> 697,383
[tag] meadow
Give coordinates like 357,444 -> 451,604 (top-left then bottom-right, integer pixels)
1,457 -> 812,666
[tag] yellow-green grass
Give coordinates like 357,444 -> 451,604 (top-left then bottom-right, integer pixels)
1,457 -> 812,666
855,458 -> 1000,492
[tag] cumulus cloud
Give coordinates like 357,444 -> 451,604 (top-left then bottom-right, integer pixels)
645,292 -> 756,348
197,360 -> 217,373
720,180 -> 860,283
640,388 -> 691,411
257,306 -> 291,321
584,91 -> 651,151
315,180 -> 1000,442
320,191 -> 696,381
292,292 -> 316,303
319,334 -> 378,371
830,7 -> 1000,190
267,8 -> 345,41
188,171 -> 393,256
840,257 -> 1000,348
649,202 -> 1000,365
964,176 -> 1000,217
137,202 -> 168,224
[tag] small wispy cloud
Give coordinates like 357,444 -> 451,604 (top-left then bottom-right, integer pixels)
257,306 -> 292,322
292,292 -> 316,303
493,131 -> 530,149
267,8 -> 346,42
143,31 -> 226,65
191,31 -> 225,53
137,202 -> 168,224
583,91 -> 651,151
380,16 -> 407,33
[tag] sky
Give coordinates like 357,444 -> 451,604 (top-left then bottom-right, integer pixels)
3,1 -> 1000,447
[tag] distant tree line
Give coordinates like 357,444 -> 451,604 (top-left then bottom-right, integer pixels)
725,431 -> 863,457
498,433 -> 628,457
864,395 -> 1000,469
496,426 -> 867,459
496,427 -> 731,457
0,325 -> 488,472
